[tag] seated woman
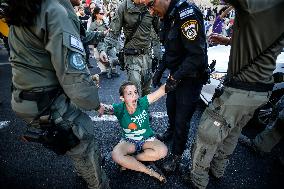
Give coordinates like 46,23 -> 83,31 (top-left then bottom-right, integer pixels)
98,81 -> 168,183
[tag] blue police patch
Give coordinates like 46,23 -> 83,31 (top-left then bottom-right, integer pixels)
70,52 -> 86,70
179,7 -> 194,19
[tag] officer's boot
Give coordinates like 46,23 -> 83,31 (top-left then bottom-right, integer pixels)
238,134 -> 263,156
238,134 -> 253,146
156,127 -> 174,142
69,139 -> 110,189
162,153 -> 181,173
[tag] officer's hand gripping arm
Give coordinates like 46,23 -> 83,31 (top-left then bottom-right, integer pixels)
165,75 -> 180,93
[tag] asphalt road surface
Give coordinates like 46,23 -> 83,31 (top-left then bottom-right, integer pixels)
0,46 -> 283,189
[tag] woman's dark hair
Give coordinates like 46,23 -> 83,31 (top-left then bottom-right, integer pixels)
0,0 -> 42,26
119,81 -> 138,96
91,6 -> 101,22
218,6 -> 227,16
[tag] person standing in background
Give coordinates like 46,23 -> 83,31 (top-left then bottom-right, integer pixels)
99,0 -> 160,97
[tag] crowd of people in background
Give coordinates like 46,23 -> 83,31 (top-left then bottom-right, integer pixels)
199,5 -> 235,38
69,0 -> 236,78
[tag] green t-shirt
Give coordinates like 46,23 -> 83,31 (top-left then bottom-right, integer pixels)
113,96 -> 154,141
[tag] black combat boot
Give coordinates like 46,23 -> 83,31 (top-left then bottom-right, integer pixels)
238,134 -> 264,156
162,153 -> 181,173
156,128 -> 173,142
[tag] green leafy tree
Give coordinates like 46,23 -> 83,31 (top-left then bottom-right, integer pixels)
210,0 -> 220,6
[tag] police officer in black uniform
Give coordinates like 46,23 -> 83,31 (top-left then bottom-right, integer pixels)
143,0 -> 208,172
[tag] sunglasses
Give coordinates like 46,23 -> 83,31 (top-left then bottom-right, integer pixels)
99,13 -> 104,15
146,0 -> 156,9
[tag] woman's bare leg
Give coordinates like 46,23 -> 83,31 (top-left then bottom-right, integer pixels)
111,140 -> 166,182
135,139 -> 168,162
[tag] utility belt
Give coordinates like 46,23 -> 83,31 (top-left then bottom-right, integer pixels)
13,86 -> 80,155
170,69 -> 209,84
224,79 -> 274,92
19,88 -> 60,102
124,48 -> 146,56
12,86 -> 62,112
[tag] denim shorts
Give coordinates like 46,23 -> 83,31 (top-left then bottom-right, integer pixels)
122,136 -> 155,153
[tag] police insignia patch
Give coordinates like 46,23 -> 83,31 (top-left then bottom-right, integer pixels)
181,20 -> 198,40
70,52 -> 86,70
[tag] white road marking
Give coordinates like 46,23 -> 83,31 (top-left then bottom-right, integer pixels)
0,62 -> 10,66
0,121 -> 10,129
89,111 -> 168,122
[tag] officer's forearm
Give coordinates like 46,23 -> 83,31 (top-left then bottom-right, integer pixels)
101,104 -> 114,115
62,78 -> 101,111
83,31 -> 105,46
173,57 -> 200,81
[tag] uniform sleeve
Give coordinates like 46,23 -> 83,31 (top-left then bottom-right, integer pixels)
82,30 -> 105,46
173,5 -> 207,81
44,6 -> 101,111
152,16 -> 160,35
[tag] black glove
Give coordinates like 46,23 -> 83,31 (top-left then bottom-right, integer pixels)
165,76 -> 179,93
152,69 -> 163,88
273,72 -> 284,83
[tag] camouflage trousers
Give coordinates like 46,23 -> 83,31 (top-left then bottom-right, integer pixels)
190,87 -> 270,189
12,93 -> 109,189
125,53 -> 152,96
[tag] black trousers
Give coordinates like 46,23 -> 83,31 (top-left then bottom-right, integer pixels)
166,78 -> 202,155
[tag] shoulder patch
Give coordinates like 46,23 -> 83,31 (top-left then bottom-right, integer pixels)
69,52 -> 86,70
70,35 -> 84,52
181,20 -> 198,40
179,7 -> 194,19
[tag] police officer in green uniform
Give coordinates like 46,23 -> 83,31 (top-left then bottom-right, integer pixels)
98,0 -> 160,96
2,0 -> 109,188
189,0 -> 284,188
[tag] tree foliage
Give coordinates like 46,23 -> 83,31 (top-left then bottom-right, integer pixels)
210,0 -> 220,5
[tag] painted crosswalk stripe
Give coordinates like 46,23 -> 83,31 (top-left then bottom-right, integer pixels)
0,121 -> 10,129
89,111 -> 168,122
